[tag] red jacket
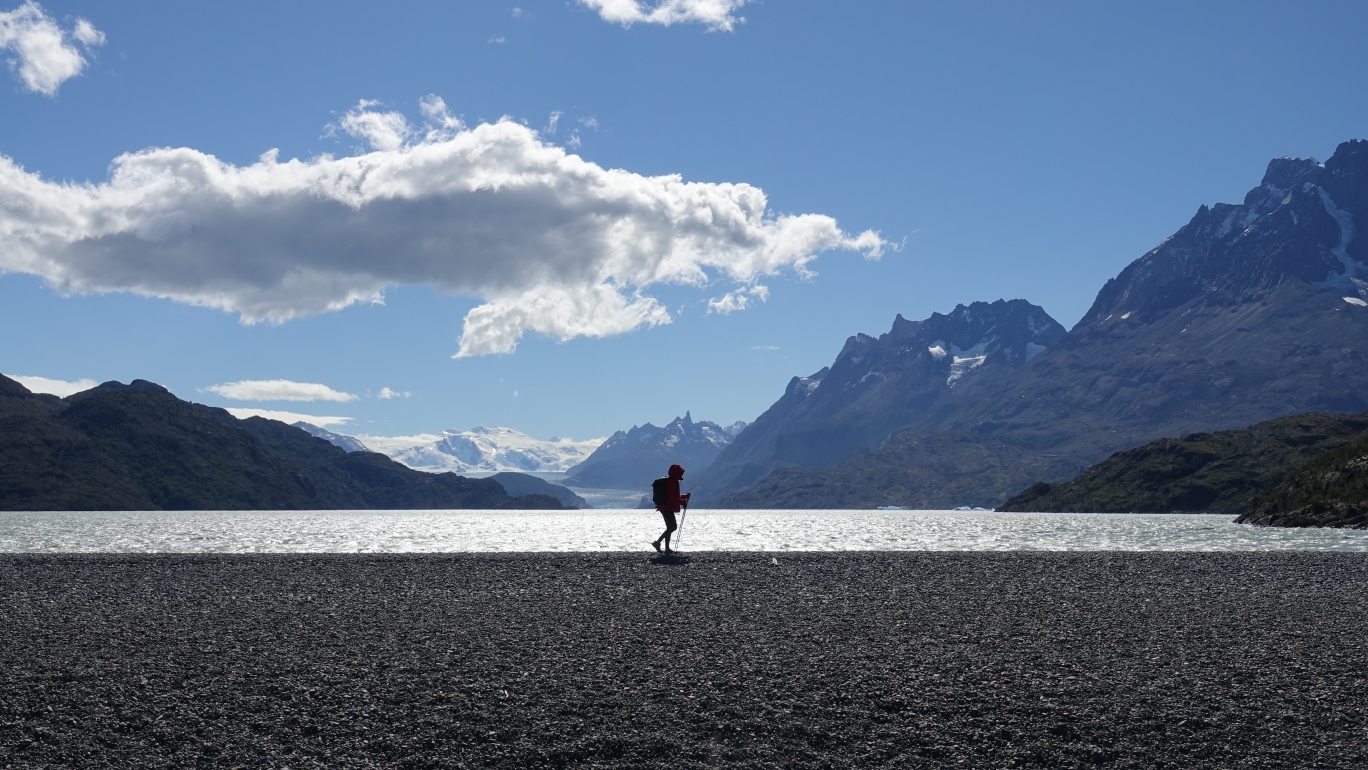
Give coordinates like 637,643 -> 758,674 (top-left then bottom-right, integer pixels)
658,477 -> 683,514
657,467 -> 688,513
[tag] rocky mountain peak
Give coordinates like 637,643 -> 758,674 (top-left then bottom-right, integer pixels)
562,411 -> 741,489
686,299 -> 1065,503
1082,140 -> 1368,327
826,299 -> 1064,392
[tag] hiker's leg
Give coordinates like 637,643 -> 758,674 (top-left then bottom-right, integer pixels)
662,511 -> 677,551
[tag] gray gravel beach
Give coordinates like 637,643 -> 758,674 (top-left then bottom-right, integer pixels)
2,552 -> 1366,768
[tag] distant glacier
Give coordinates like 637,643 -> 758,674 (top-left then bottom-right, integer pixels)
349,425 -> 604,475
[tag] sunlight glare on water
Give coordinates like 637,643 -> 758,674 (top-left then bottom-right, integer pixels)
1,510 -> 1366,553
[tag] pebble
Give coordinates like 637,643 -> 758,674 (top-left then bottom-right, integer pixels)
1,552 -> 1366,768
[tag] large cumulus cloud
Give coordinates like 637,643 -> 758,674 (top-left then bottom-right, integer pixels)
0,98 -> 887,356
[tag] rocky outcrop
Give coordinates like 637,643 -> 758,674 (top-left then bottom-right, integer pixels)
1237,434 -> 1368,528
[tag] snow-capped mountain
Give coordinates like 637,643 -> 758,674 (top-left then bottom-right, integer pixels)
357,426 -> 603,474
293,422 -> 370,453
689,299 -> 1066,503
562,412 -> 747,490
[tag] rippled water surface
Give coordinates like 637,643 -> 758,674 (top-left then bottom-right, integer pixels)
1,510 -> 1366,553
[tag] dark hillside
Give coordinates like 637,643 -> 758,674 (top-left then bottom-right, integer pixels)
997,412 -> 1368,513
0,376 -> 562,511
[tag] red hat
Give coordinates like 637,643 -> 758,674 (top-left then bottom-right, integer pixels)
668,464 -> 685,478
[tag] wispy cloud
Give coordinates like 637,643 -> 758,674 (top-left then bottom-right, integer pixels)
204,380 -> 358,403
224,408 -> 352,428
0,97 -> 887,357
487,36 -> 506,44
579,0 -> 748,31
377,387 -> 411,399
708,284 -> 769,314
6,374 -> 96,397
750,345 -> 778,351
329,99 -> 411,151
0,1 -> 105,95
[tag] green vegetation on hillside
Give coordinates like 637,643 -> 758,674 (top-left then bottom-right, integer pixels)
1237,436 -> 1368,528
0,376 -> 563,511
997,412 -> 1368,513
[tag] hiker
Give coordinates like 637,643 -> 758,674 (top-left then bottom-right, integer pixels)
651,463 -> 690,553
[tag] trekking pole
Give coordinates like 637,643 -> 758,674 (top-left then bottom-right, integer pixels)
676,500 -> 688,552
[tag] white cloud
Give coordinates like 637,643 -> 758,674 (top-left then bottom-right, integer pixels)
204,379 -> 358,402
0,97 -> 888,357
0,1 -> 104,96
333,99 -> 411,151
377,387 -> 411,399
6,373 -> 96,397
750,345 -> 777,351
512,7 -> 528,19
545,110 -> 562,134
487,36 -> 506,44
580,0 -> 748,31
224,408 -> 352,428
708,284 -> 768,314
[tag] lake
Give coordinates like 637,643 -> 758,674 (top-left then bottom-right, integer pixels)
1,509 -> 1365,553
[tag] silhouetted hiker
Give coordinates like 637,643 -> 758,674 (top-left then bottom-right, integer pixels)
651,463 -> 690,553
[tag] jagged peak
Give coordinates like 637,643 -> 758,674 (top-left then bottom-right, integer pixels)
1324,138 -> 1368,174
1256,156 -> 1321,195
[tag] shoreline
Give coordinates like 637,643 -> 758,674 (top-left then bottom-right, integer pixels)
3,552 -> 1367,767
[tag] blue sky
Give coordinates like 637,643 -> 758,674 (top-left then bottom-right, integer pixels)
3,0 -> 1367,440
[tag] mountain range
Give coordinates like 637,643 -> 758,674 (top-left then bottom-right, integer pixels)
696,139 -> 1368,509
563,413 -> 745,490
690,299 -> 1069,504
0,376 -> 565,511
356,426 -> 602,475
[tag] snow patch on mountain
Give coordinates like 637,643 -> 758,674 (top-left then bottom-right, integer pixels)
946,338 -> 994,387
293,422 -> 370,453
357,426 -> 604,474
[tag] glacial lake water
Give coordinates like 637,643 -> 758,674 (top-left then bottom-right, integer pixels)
1,509 -> 1365,553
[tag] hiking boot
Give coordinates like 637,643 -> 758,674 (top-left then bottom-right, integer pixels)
650,541 -> 662,553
